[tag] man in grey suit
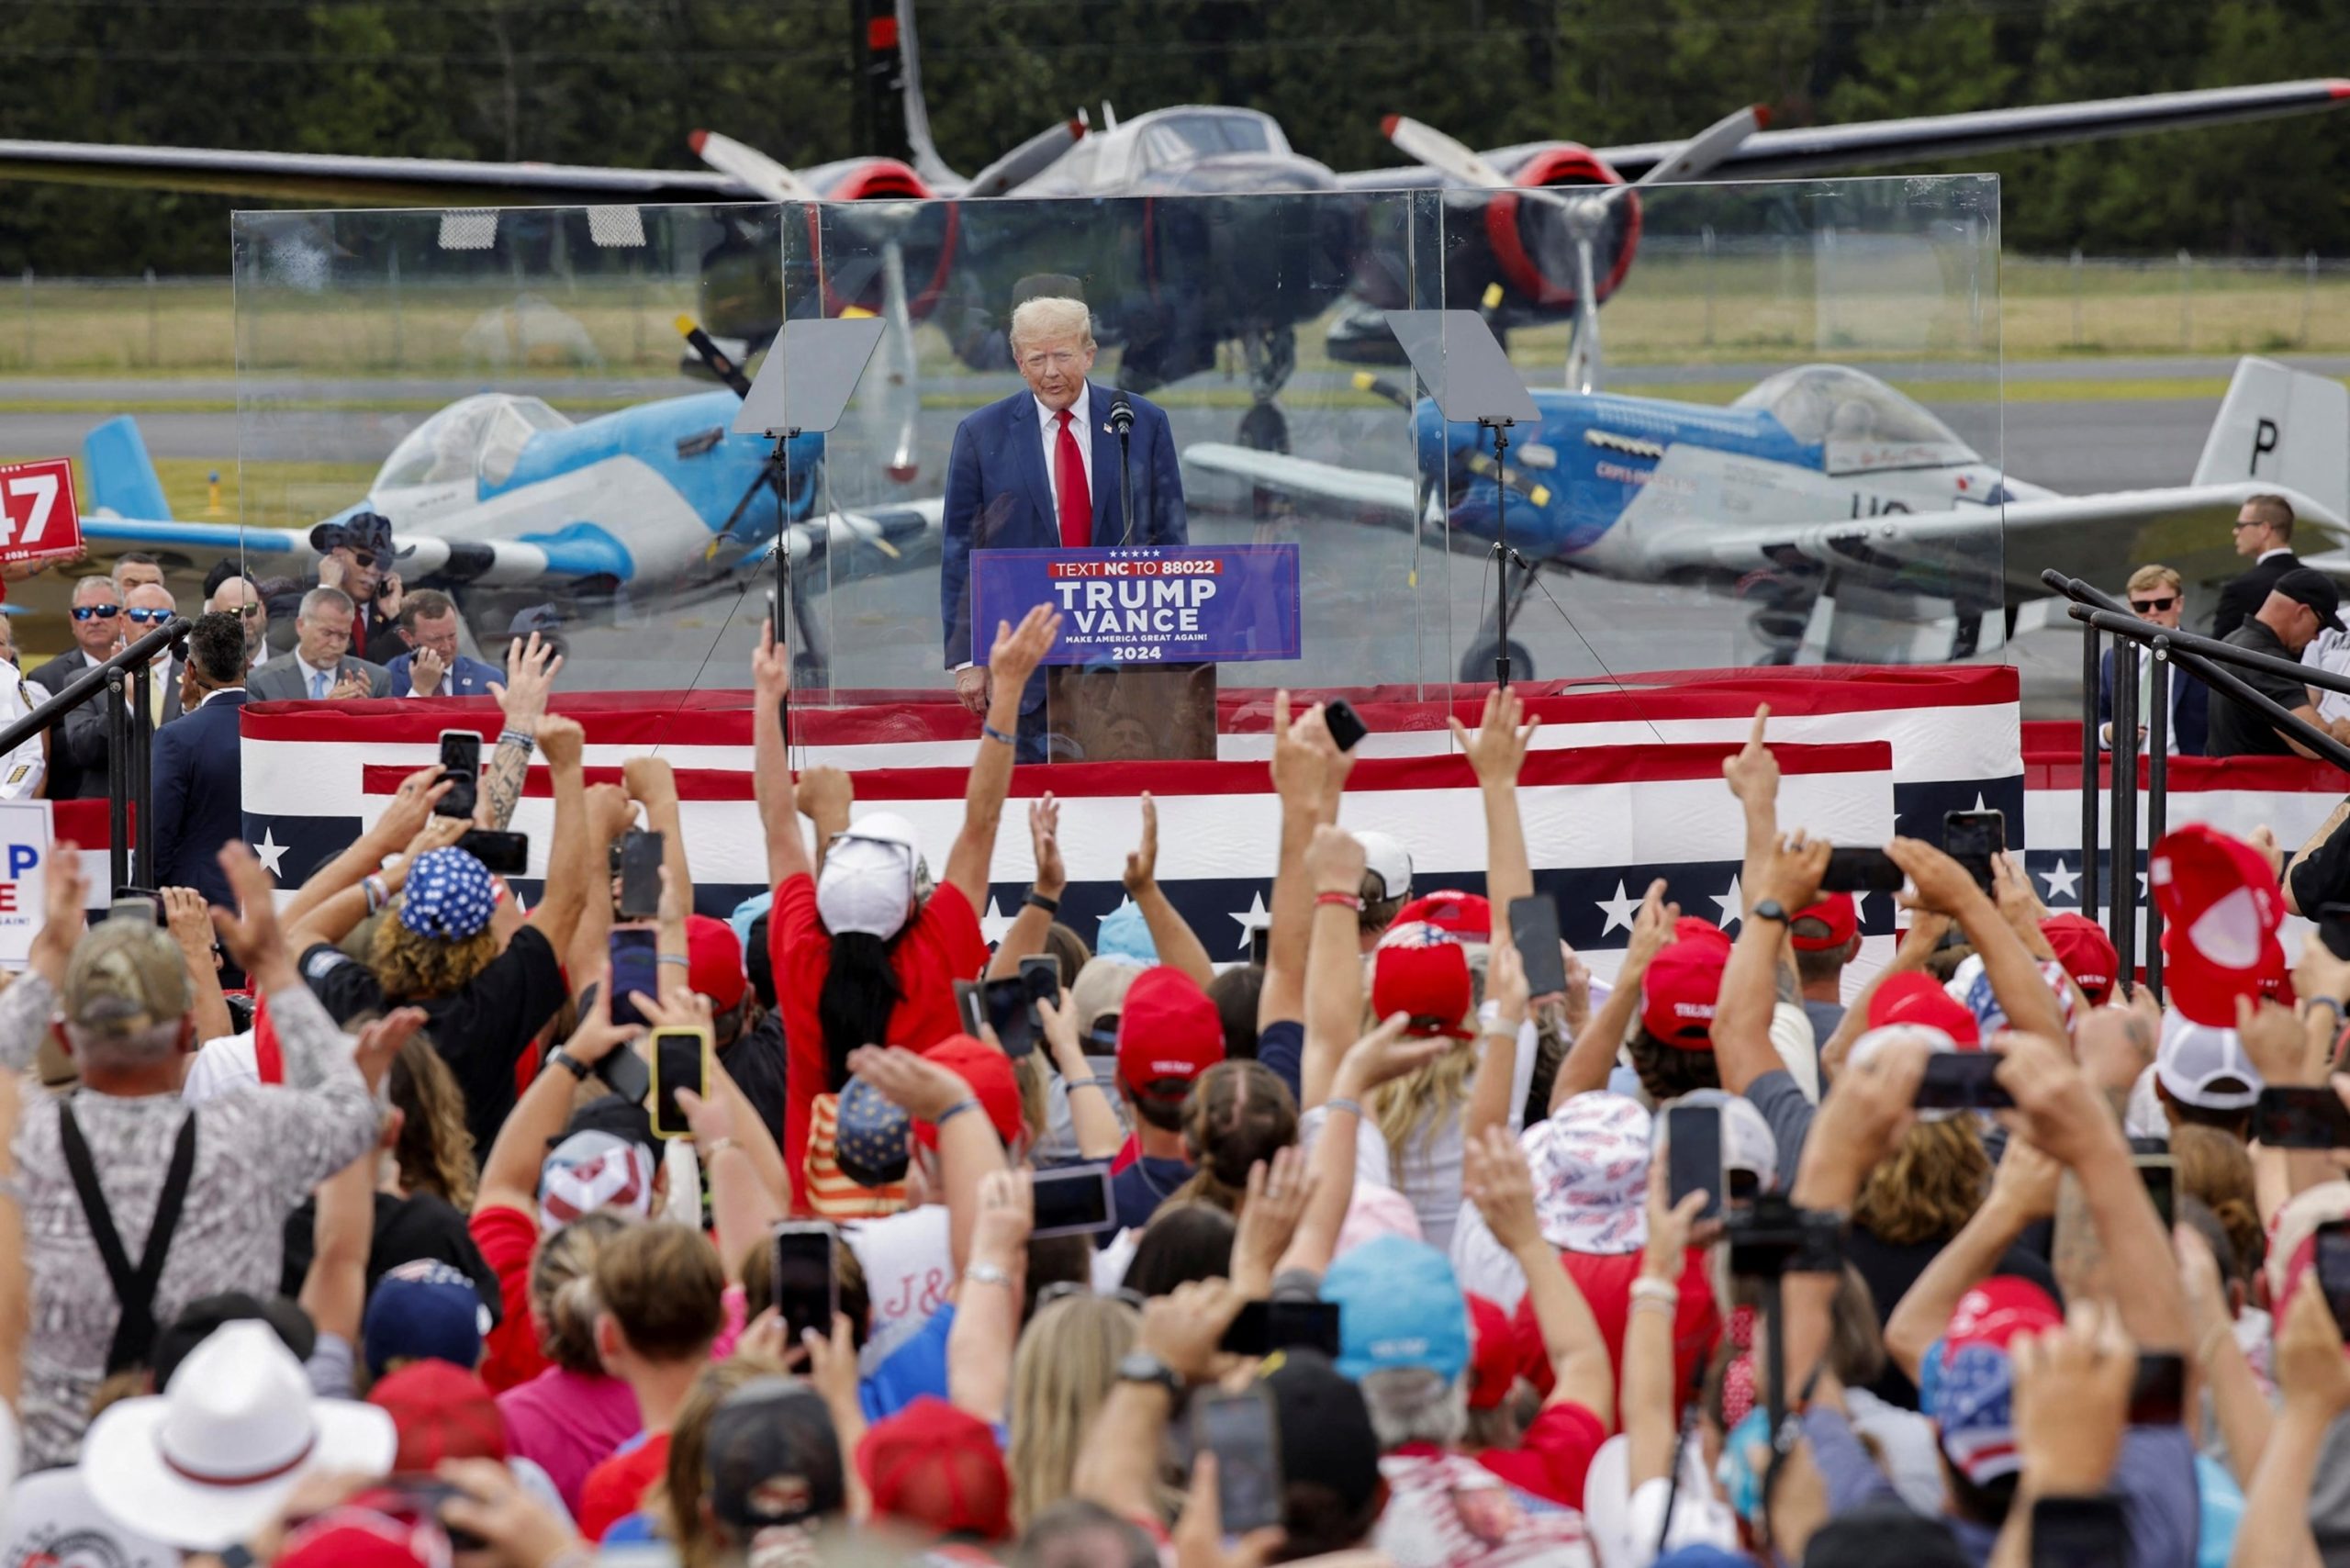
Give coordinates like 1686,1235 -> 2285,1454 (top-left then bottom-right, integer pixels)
61,580 -> 185,793
248,587 -> 391,701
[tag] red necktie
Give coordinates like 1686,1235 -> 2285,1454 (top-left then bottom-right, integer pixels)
1053,409 -> 1091,549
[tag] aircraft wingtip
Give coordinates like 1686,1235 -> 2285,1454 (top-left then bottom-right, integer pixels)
2330,80 -> 2350,100
1752,103 -> 1774,129
1381,114 -> 1402,139
688,129 -> 710,154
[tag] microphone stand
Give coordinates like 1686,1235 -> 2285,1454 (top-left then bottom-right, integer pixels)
1112,392 -> 1136,546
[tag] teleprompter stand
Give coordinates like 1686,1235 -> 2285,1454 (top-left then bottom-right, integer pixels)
1381,309 -> 1541,687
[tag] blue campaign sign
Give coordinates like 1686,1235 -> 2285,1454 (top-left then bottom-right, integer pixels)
971,543 -> 1302,666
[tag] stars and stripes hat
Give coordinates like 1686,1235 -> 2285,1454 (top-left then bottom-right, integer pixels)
833,1076 -> 912,1188
398,847 -> 496,942
536,1129 -> 655,1232
1393,888 -> 1491,940
1922,1276 -> 2063,1486
1371,922 -> 1475,1041
1524,1092 -> 1651,1254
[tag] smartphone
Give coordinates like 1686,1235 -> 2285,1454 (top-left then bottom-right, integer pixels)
1030,1162 -> 1115,1238
1324,698 -> 1368,753
770,1221 -> 839,1348
593,1039 -> 651,1106
2319,1221 -> 2350,1338
1664,1103 -> 1724,1222
1020,954 -> 1062,1007
618,829 -> 664,922
1193,1390 -> 1283,1534
435,730 -> 482,820
456,828 -> 528,876
2030,1495 -> 2129,1568
1507,896 -> 1569,999
608,927 -> 659,1030
648,1025 -> 711,1140
982,976 -> 1037,1058
1943,809 -> 2007,896
108,886 -> 163,926
1220,1299 -> 1343,1359
2322,902 -> 2350,963
953,979 -> 984,1039
2126,1352 -> 2185,1426
2254,1084 -> 2350,1148
1248,923 -> 1271,967
2133,1153 -> 2176,1230
1821,846 -> 1906,894
1914,1051 -> 2016,1110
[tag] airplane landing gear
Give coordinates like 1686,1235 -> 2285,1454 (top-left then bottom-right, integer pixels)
1237,401 -> 1290,454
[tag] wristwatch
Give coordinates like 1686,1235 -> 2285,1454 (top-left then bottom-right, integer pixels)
1748,899 -> 1791,924
1116,1350 -> 1184,1402
547,1047 -> 592,1081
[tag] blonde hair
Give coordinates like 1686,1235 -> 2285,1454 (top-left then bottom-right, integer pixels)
1009,296 -> 1093,353
2127,564 -> 2183,596
370,909 -> 498,1001
1852,1118 -> 1988,1245
1007,1294 -> 1139,1530
1372,1035 -> 1479,1182
2171,1123 -> 2265,1276
532,1209 -> 632,1374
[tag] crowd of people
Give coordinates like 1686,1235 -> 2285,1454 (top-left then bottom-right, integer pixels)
0,591 -> 2343,1568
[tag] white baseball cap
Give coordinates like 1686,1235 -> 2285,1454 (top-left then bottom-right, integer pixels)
1356,830 -> 1413,904
2154,1007 -> 2264,1111
816,812 -> 923,939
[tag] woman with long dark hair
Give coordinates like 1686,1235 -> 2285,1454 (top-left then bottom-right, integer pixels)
752,606 -> 1059,1210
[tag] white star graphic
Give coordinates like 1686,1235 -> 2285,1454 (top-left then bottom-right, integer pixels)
2040,858 -> 2080,903
252,826 -> 288,878
2138,870 -> 2149,900
1971,792 -> 1990,812
1229,891 -> 1271,954
1710,873 -> 1743,932
1851,890 -> 1868,927
1595,879 -> 1640,938
978,895 -> 1017,947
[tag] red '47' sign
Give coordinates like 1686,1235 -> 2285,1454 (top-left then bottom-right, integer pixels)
0,459 -> 82,566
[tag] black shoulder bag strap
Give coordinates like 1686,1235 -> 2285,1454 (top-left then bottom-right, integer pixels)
58,1098 -> 200,1375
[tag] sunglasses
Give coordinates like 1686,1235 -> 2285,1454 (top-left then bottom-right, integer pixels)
232,603 -> 263,619
2233,519 -> 2266,531
1036,1282 -> 1147,1312
347,549 -> 377,570
124,608 -> 172,625
69,605 -> 118,621
2130,596 -> 2177,613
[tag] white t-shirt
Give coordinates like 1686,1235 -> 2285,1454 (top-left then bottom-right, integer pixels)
845,1204 -> 952,1374
5,1462 -> 173,1568
181,1031 -> 260,1103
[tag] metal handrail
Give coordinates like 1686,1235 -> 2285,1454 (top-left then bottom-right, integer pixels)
0,618 -> 188,758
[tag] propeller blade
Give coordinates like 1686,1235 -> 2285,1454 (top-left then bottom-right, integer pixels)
687,130 -> 818,202
1350,370 -> 1413,410
961,113 -> 1088,197
676,316 -> 753,398
1630,104 -> 1770,187
1382,114 -> 1515,189
1565,234 -> 1603,395
848,237 -> 923,484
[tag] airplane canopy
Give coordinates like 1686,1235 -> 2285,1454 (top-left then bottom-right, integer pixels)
375,394 -> 575,492
1732,364 -> 1979,476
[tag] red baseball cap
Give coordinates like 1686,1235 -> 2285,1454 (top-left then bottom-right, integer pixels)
1464,1293 -> 1516,1410
2152,824 -> 2287,1025
366,1360 -> 507,1471
1371,935 -> 1475,1040
1789,893 -> 1857,953
685,913 -> 748,1012
910,1036 -> 1024,1152
856,1394 -> 1014,1542
1393,889 -> 1491,940
2040,913 -> 2120,1007
1866,971 -> 1981,1046
1639,919 -> 1732,1049
1114,966 -> 1225,1103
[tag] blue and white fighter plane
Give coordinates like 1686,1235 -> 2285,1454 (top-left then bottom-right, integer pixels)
1189,355 -> 2350,668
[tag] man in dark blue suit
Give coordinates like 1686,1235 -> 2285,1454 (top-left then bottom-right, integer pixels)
2098,563 -> 2210,756
940,295 -> 1187,759
385,589 -> 504,698
151,611 -> 252,908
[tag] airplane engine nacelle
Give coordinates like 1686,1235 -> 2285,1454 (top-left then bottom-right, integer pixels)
1469,144 -> 1641,316
802,158 -> 958,322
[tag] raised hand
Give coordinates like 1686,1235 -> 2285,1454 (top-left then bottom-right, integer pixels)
408,643 -> 445,697
1030,793 -> 1066,896
988,603 -> 1062,689
29,841 -> 87,988
532,712 -> 585,770
1304,822 -> 1364,897
1124,792 -> 1161,894
1449,683 -> 1540,787
1462,1125 -> 1543,1251
1328,1014 -> 1452,1102
1886,835 -> 1990,917
798,765 -> 853,829
1269,689 -> 1329,805
160,886 -> 216,966
368,765 -> 450,853
211,841 -> 292,979
1721,704 -> 1777,807
1622,879 -> 1681,980
622,754 -> 678,805
752,614 -> 790,701
845,1044 -> 974,1124
1757,831 -> 1831,915
2009,1300 -> 2137,1496
970,1168 -> 1035,1270
1231,1146 -> 1318,1288
353,1005 -> 429,1093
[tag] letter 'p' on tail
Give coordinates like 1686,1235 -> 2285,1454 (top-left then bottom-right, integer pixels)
2194,354 -> 2350,525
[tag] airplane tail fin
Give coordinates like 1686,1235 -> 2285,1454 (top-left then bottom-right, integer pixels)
2192,355 -> 2350,524
82,416 -> 170,521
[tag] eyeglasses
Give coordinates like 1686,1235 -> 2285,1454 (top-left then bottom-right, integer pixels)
231,603 -> 263,620
69,605 -> 118,621
2233,519 -> 2266,531
1036,1282 -> 1147,1312
2130,596 -> 2177,613
124,608 -> 172,625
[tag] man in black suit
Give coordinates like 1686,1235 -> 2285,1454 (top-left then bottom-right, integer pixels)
2099,564 -> 2210,756
151,612 -> 251,907
28,575 -> 124,800
2210,493 -> 2300,640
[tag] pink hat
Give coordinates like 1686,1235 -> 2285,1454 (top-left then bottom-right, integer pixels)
1523,1093 -> 1651,1254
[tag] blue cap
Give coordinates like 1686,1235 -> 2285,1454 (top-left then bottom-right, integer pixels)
1321,1234 -> 1469,1383
1095,900 -> 1158,965
834,1076 -> 911,1188
400,847 -> 496,941
362,1259 -> 487,1378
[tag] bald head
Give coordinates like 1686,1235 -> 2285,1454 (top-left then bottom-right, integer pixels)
207,576 -> 264,658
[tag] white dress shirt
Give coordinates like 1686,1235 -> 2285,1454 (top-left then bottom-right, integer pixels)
2261,545 -> 2294,564
1034,384 -> 1094,506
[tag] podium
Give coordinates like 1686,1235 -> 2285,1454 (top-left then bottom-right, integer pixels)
970,543 -> 1303,762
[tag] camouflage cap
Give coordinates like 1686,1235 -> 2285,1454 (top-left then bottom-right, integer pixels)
64,917 -> 191,1035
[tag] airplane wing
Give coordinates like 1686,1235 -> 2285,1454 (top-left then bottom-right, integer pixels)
1183,446 -> 1421,522
76,514 -> 576,585
1339,80 -> 2349,191
0,141 -> 754,206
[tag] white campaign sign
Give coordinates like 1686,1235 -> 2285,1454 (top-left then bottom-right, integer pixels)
0,800 -> 51,969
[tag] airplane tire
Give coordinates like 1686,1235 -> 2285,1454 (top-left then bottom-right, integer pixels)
1237,401 -> 1291,454
1457,638 -> 1533,683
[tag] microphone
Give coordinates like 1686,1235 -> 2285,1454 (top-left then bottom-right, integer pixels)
1109,390 -> 1134,437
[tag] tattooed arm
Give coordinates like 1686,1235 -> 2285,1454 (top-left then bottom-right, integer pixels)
479,634 -> 561,830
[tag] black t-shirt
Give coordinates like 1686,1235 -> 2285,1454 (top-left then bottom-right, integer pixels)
720,1010 -> 789,1150
298,924 -> 568,1157
279,1189 -> 502,1321
1843,1224 -> 2061,1408
2203,620 -> 2313,757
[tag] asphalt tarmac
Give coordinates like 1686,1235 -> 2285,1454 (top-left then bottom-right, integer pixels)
0,364 -> 2247,710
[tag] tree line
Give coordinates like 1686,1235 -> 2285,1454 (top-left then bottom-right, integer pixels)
0,0 -> 2344,275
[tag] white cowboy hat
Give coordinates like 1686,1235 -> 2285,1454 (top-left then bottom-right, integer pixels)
83,1319 -> 396,1551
